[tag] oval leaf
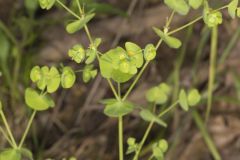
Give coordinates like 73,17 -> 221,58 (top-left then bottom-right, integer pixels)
228,0 -> 239,19
47,66 -> 60,93
0,149 -> 21,160
61,67 -> 76,89
187,89 -> 201,106
140,109 -> 167,127
164,0 -> 190,15
179,89 -> 189,111
104,101 -> 135,117
66,13 -> 95,34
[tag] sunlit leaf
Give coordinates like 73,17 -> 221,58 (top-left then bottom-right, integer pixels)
25,88 -> 54,111
125,42 -> 143,68
68,45 -> 85,63
146,87 -> 168,104
61,67 -> 76,88
187,89 -> 201,106
39,0 -> 55,10
20,148 -> 33,160
179,89 -> 189,111
164,0 -> 190,15
188,0 -> 203,9
47,66 -> 60,93
157,139 -> 168,153
228,0 -> 239,19
30,66 -> 41,82
144,44 -> 156,61
0,149 -> 21,160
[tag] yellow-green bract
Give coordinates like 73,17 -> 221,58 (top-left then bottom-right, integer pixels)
25,88 -> 55,111
99,42 -> 144,83
140,109 -> 167,127
144,44 -> 156,61
61,67 -> 76,88
164,0 -> 190,15
38,0 -> 55,10
228,0 -> 239,19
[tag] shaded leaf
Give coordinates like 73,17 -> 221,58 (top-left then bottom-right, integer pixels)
164,0 -> 190,15
140,109 -> 167,127
66,13 -> 95,34
179,89 -> 189,111
104,101 -> 135,117
228,0 -> 239,19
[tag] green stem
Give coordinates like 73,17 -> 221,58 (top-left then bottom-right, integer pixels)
118,83 -> 121,99
192,110 -> 221,160
19,110 -> 37,148
0,21 -> 18,45
0,110 -> 17,148
107,79 -> 120,100
118,116 -> 124,160
0,126 -> 15,148
205,26 -> 218,123
133,101 -> 179,160
122,62 -> 149,101
56,0 -> 81,19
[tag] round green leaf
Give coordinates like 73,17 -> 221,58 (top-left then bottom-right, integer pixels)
61,67 -> 76,89
37,66 -> 49,90
0,149 -> 21,160
30,66 -> 41,82
146,87 -> 168,104
188,0 -> 203,9
153,147 -> 164,159
144,44 -> 156,61
158,139 -> 168,153
187,89 -> 201,106
228,0 -> 239,19
158,83 -> 171,95
179,89 -> 189,111
125,42 -> 143,68
25,88 -> 55,111
104,101 -> 135,117
39,0 -> 55,10
85,49 -> 96,64
47,66 -> 60,93
164,0 -> 190,15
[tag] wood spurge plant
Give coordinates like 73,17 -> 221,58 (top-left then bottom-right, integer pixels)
0,0 -> 239,159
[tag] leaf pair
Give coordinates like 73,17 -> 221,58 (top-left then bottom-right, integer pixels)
179,89 -> 201,111
146,83 -> 171,105
30,66 -> 60,93
30,66 -> 76,92
101,99 -> 135,117
140,109 -> 167,127
66,13 -> 95,34
0,148 -> 33,160
153,27 -> 182,49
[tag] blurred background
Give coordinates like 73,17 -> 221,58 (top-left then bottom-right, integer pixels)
0,0 -> 240,160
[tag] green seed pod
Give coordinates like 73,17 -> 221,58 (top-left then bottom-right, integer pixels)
68,45 -> 85,64
39,0 -> 56,10
144,44 -> 156,61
